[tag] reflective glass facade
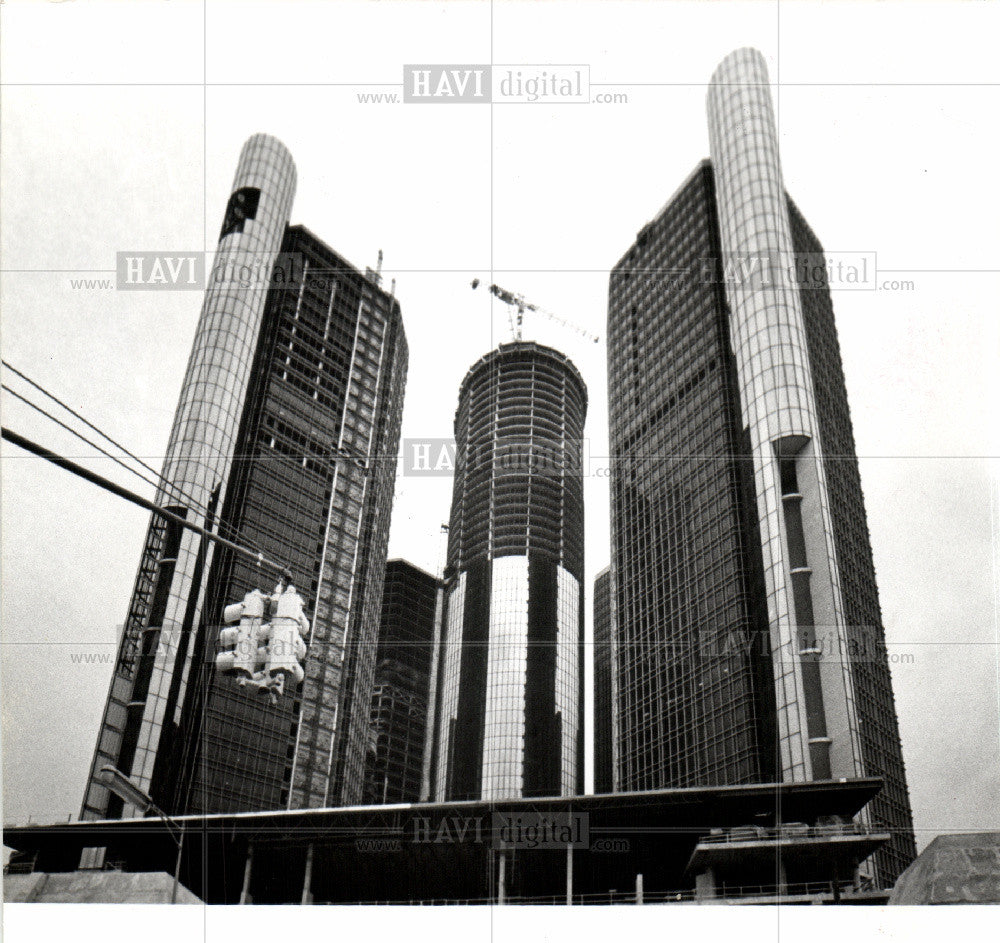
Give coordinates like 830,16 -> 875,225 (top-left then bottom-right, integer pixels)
429,343 -> 587,801
708,48 -> 865,788
82,139 -> 407,819
706,47 -> 914,884
363,560 -> 440,804
181,225 -> 407,813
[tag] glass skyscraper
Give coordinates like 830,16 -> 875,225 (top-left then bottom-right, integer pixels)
363,559 -> 440,805
428,342 -> 586,801
81,135 -> 408,819
608,160 -> 777,794
605,48 -> 915,886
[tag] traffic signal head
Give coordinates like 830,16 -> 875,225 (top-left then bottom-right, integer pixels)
215,588 -> 268,679
216,582 -> 310,702
266,584 -> 310,696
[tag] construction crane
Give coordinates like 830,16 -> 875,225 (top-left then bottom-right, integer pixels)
471,278 -> 600,344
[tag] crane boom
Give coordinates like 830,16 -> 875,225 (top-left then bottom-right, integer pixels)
470,278 -> 599,344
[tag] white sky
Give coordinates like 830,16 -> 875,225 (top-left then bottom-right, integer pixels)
1,0 -> 998,866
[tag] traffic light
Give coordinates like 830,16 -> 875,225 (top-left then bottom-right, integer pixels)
215,579 -> 309,701
266,583 -> 310,698
216,588 -> 268,681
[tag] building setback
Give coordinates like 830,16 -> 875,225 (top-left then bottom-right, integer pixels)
605,48 -> 915,886
81,135 -> 408,819
428,342 -> 587,801
363,560 -> 440,805
592,566 -> 614,794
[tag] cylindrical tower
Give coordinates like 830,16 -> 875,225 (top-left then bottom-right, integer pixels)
82,135 -> 296,818
431,342 -> 587,801
707,49 -> 863,784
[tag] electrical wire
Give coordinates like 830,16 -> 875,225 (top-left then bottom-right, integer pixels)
0,381 -> 265,555
0,362 -> 269,556
2,383 -> 175,501
3,359 -> 167,485
1,426 -> 285,574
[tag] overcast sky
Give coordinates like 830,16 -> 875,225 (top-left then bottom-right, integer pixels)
1,0 -> 998,857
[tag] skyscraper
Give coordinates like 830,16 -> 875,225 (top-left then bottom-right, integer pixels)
605,48 -> 915,885
608,159 -> 777,795
592,566 -> 613,794
363,559 -> 440,805
428,342 -> 587,801
81,135 -> 408,819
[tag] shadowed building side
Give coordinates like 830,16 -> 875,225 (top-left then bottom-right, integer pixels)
786,198 -> 917,883
593,566 -> 614,794
172,225 -> 408,814
363,560 -> 440,804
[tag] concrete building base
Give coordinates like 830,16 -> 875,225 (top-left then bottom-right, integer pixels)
4,870 -> 201,904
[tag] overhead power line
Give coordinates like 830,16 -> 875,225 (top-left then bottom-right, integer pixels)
0,361 -> 268,557
1,426 -> 285,575
2,359 -> 167,482
2,383 -> 168,499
